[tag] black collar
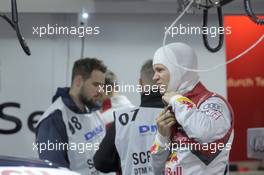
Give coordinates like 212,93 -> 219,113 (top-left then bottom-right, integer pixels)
140,91 -> 164,108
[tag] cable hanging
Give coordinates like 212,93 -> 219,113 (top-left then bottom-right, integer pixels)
163,0 -> 264,72
0,0 -> 31,56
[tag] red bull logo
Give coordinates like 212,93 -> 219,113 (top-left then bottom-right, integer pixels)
176,96 -> 195,110
165,166 -> 182,175
168,152 -> 178,162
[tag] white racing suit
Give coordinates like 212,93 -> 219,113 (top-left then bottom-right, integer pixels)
150,83 -> 234,175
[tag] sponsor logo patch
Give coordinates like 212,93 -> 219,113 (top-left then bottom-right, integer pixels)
202,103 -> 224,120
84,125 -> 103,141
176,96 -> 195,110
139,125 -> 157,135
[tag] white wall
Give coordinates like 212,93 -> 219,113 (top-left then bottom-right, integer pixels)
0,13 -> 227,158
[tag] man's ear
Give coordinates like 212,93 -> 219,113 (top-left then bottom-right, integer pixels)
139,78 -> 144,87
74,75 -> 83,88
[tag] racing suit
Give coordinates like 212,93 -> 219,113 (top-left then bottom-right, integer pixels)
150,82 -> 234,175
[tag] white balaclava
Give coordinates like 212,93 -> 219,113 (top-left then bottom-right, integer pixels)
153,42 -> 199,94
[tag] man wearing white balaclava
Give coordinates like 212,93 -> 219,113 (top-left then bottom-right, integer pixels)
150,42 -> 234,175
153,42 -> 199,94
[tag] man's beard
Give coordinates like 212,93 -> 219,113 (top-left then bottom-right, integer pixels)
80,94 -> 95,107
79,87 -> 96,108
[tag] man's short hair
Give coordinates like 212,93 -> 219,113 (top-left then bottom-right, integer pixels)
71,58 -> 107,83
105,70 -> 117,87
104,70 -> 118,92
140,59 -> 155,86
